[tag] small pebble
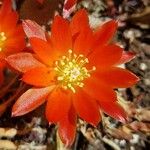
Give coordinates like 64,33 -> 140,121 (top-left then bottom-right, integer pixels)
130,134 -> 140,144
144,79 -> 150,86
120,139 -> 126,147
140,63 -> 147,70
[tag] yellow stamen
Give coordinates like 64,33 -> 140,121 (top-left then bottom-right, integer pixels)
54,50 -> 96,93
0,32 -> 7,51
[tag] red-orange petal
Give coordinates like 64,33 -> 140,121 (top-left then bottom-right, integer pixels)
6,53 -> 45,73
22,20 -> 46,40
63,0 -> 80,18
88,44 -> 123,68
8,24 -> 25,39
46,88 -> 71,123
22,67 -> 55,87
93,20 -> 118,46
73,89 -> 100,126
1,12 -> 18,34
116,51 -> 136,65
70,9 -> 90,36
30,37 -> 56,66
0,0 -> 12,14
58,104 -> 77,147
51,15 -> 72,53
4,25 -> 25,55
98,101 -> 127,123
64,0 -> 77,10
73,27 -> 94,55
0,0 -> 11,16
83,76 -> 117,102
95,67 -> 140,88
12,86 -> 55,117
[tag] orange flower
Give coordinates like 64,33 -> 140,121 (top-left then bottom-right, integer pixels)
6,9 -> 139,146
0,0 -> 25,84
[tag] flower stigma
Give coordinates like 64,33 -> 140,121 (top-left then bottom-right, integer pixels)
54,50 -> 96,93
0,32 -> 7,51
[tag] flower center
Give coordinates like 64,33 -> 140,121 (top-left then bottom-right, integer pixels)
0,32 -> 7,51
54,50 -> 96,93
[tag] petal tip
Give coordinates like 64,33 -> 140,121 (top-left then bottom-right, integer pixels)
48,122 -> 52,126
117,110 -> 128,124
90,117 -> 101,127
131,74 -> 140,85
136,76 -> 140,82
91,122 -> 99,128
11,112 -> 17,117
119,116 -> 128,124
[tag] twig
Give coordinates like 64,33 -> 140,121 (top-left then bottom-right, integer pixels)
0,84 -> 28,117
0,75 -> 19,99
80,123 -> 105,150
